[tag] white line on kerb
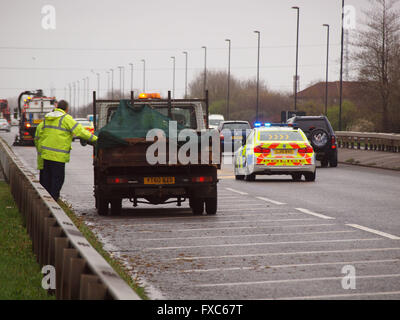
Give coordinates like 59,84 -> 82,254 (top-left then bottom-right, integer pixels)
346,224 -> 400,240
296,208 -> 335,220
225,188 -> 248,195
256,197 -> 286,205
195,273 -> 400,288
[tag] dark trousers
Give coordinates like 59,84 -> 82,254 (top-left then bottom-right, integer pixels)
41,160 -> 65,201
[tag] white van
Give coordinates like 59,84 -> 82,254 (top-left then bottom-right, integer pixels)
209,114 -> 224,129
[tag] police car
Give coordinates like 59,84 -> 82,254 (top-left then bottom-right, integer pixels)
234,123 -> 316,181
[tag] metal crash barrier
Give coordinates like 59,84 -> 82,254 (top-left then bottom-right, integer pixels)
336,131 -> 400,153
0,137 -> 140,300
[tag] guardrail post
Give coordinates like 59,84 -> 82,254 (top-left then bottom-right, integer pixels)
80,274 -> 106,300
55,237 -> 69,299
61,248 -> 78,300
69,258 -> 87,300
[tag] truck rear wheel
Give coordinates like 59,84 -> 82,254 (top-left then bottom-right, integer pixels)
98,198 -> 109,216
205,197 -> 217,215
111,199 -> 122,216
190,198 -> 204,215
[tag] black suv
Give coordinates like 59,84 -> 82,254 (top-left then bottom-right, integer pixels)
287,116 -> 338,167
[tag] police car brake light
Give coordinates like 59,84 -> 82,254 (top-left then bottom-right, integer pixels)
254,145 -> 271,154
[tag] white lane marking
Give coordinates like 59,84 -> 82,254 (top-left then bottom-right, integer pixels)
159,219 -> 316,232
126,217 -> 312,228
278,291 -> 400,300
225,187 -> 248,195
139,223 -> 336,233
346,224 -> 400,240
180,258 -> 400,274
170,246 -> 400,261
256,197 -> 286,205
195,273 -> 400,288
145,238 -> 381,251
132,230 -> 356,242
296,208 -> 335,220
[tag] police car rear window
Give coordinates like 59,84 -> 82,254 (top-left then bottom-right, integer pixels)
222,123 -> 251,130
259,131 -> 304,141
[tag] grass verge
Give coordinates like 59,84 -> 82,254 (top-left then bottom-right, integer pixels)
0,181 -> 54,300
57,200 -> 148,300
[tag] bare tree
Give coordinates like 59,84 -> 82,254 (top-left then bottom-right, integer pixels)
353,0 -> 400,132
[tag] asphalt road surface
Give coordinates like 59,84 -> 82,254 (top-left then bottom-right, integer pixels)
2,127 -> 400,300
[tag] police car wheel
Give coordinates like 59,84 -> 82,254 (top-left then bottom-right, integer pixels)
304,171 -> 316,182
291,173 -> 302,181
245,173 -> 256,181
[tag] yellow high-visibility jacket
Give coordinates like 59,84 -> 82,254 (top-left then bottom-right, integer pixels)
40,108 -> 97,163
34,121 -> 44,170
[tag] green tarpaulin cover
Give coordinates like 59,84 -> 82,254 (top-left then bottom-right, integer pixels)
95,99 -> 185,149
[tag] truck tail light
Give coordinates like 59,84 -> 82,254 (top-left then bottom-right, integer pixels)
107,177 -> 128,184
192,176 -> 213,183
298,146 -> 313,154
254,145 -> 270,154
220,133 -> 224,141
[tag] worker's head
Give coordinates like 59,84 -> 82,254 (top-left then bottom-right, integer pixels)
57,100 -> 69,113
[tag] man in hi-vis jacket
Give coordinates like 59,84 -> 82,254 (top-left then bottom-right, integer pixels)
36,100 -> 97,201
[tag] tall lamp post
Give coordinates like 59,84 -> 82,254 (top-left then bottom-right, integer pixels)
96,73 -> 100,98
292,6 -> 300,111
201,46 -> 207,95
118,66 -> 123,98
76,80 -> 80,117
141,59 -> 146,92
110,69 -> 114,99
171,56 -> 176,99
225,39 -> 231,120
323,24 -> 330,116
129,63 -> 134,95
339,0 -> 345,131
182,51 -> 188,98
86,77 -> 89,105
254,31 -> 260,123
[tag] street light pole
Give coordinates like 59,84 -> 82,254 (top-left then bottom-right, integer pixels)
110,69 -> 114,99
292,6 -> 300,111
323,24 -> 330,116
183,51 -> 188,98
254,31 -> 260,123
201,46 -> 207,95
225,39 -> 231,120
129,63 -> 133,95
96,73 -> 100,98
141,59 -> 146,92
77,80 -> 80,117
171,56 -> 176,99
118,66 -> 123,98
86,77 -> 89,105
339,0 -> 345,131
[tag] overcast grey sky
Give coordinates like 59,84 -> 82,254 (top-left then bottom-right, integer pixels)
0,0 -> 370,103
